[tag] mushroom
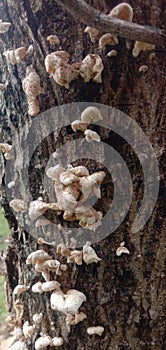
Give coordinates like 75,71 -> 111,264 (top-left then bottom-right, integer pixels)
42,280 -> 61,292
84,26 -> 99,43
9,199 -> 28,213
28,200 -> 60,221
32,282 -> 43,294
35,336 -> 53,350
81,106 -> 103,123
0,83 -> 5,90
0,19 -> 11,33
52,337 -> 64,346
132,41 -> 155,57
26,250 -> 51,264
67,250 -> 83,265
71,120 -> 88,132
0,142 -> 12,153
83,243 -> 102,264
87,326 -> 104,336
109,3 -> 133,21
23,321 -> 34,338
22,65 -> 42,116
69,165 -> 89,177
32,313 -> 43,325
45,51 -> 69,74
51,289 -> 86,315
66,311 -> 87,325
46,164 -> 65,182
59,170 -> 79,186
61,184 -> 80,211
7,181 -> 15,188
3,47 -> 27,65
84,129 -> 101,142
8,341 -> 28,350
47,34 -> 60,45
99,33 -> 119,49
13,284 -> 30,296
52,62 -> 80,88
116,241 -> 130,256
107,49 -> 118,57
138,65 -> 149,72
80,54 -> 103,83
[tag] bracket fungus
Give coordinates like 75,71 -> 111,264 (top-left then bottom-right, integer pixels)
13,284 -> 30,296
35,336 -> 53,350
80,54 -> 103,83
84,129 -> 101,143
116,241 -> 130,256
71,120 -> 88,132
28,200 -> 60,221
3,47 -> 27,65
81,106 -> 103,123
109,3 -> 133,22
32,282 -> 43,294
23,321 -> 34,338
83,243 -> 102,264
9,199 -> 28,213
138,65 -> 149,72
87,326 -> 104,336
51,289 -> 86,315
32,313 -> 43,325
47,34 -> 60,45
107,49 -> 118,57
52,337 -> 64,346
0,19 -> 11,33
132,41 -> 155,57
84,26 -> 99,43
42,280 -> 61,292
26,250 -> 51,264
22,66 -> 42,116
66,312 -> 87,325
99,33 -> 119,49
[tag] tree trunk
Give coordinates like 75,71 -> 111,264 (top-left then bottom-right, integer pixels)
0,0 -> 165,349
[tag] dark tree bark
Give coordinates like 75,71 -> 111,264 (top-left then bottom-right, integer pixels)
0,1 -> 165,349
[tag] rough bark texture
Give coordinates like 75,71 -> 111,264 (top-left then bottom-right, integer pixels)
0,0 -> 165,349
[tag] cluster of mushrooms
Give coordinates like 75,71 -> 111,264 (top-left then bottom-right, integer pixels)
0,3 -> 155,116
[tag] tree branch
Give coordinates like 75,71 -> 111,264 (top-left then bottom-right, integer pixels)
56,0 -> 166,46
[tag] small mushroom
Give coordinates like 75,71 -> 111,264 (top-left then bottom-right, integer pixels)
32,313 -> 43,325
132,41 -> 155,57
7,180 -> 15,188
109,3 -> 133,21
13,284 -> 30,296
84,26 -> 99,43
45,51 -> 69,74
22,66 -> 42,116
13,326 -> 23,340
42,281 -> 61,292
61,184 -> 80,211
83,243 -> 102,264
71,120 -> 88,132
23,321 -> 34,338
26,250 -> 51,264
138,65 -> 149,72
87,326 -> 104,336
80,54 -> 103,83
116,241 -> 130,256
76,207 -> 102,230
81,106 -> 103,123
3,47 -> 27,65
0,83 -> 5,90
9,199 -> 28,213
35,336 -> 53,350
0,19 -> 11,33
51,289 -> 86,315
69,165 -> 89,177
107,49 -> 117,57
67,250 -> 83,265
59,171 -> 79,186
99,33 -> 119,49
32,282 -> 43,294
52,62 -> 80,88
28,200 -> 60,221
84,129 -> 101,142
46,164 -> 65,182
52,337 -> 64,346
47,34 -> 60,45
66,311 -> 87,325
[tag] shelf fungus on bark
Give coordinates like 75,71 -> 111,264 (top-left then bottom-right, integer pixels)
83,242 -> 102,264
32,313 -> 43,325
84,26 -> 99,43
3,47 -> 27,65
9,199 -> 28,213
26,249 -> 51,264
99,33 -> 119,49
67,250 -> 83,265
0,19 -> 11,33
80,54 -> 103,83
132,41 -> 155,57
42,280 -> 61,292
35,335 -> 53,350
13,284 -> 30,296
84,129 -> 101,143
32,281 -> 43,294
22,321 -> 34,338
109,2 -> 133,21
138,65 -> 149,72
46,34 -> 60,45
8,340 -> 28,350
116,241 -> 130,256
66,312 -> 87,325
71,120 -> 88,132
35,259 -> 64,279
52,337 -> 64,346
87,326 -> 104,336
28,200 -> 61,221
51,289 -> 86,315
107,49 -> 118,57
22,66 -> 42,116
69,165 -> 90,177
81,106 -> 103,123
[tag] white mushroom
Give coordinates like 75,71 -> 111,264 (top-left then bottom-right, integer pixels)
87,326 -> 104,336
84,26 -> 99,43
0,19 -> 11,33
109,3 -> 133,21
67,250 -> 83,265
59,170 -> 79,186
23,321 -> 34,338
22,66 -> 42,116
51,289 -> 86,315
9,199 -> 28,213
13,284 -> 30,296
47,34 -> 60,45
35,336 -> 53,350
45,51 -> 69,74
52,337 -> 64,346
46,164 -> 65,182
32,313 -> 43,325
69,165 -> 89,177
71,120 -> 88,132
99,33 -> 119,49
116,241 -> 130,256
138,65 -> 149,72
26,250 -> 51,264
107,49 -> 117,57
66,311 -> 87,325
84,129 -> 101,142
7,181 -> 15,188
83,243 -> 102,264
28,200 -> 60,221
81,106 -> 103,123
42,280 -> 61,292
32,282 -> 43,294
3,47 -> 27,65
52,62 -> 80,88
132,41 -> 155,57
80,54 -> 103,83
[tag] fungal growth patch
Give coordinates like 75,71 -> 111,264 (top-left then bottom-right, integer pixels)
132,41 -> 155,57
0,19 -> 11,33
3,47 -> 27,65
22,66 -> 42,116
